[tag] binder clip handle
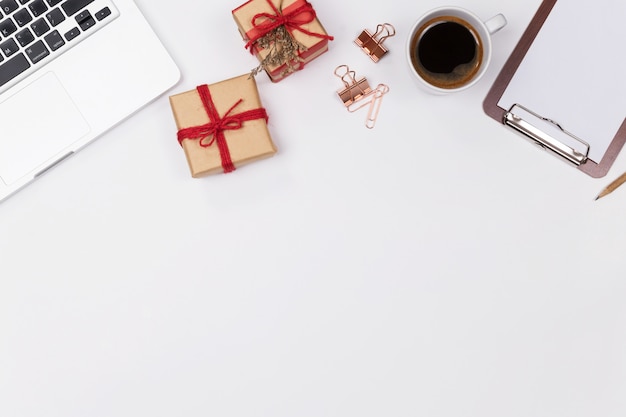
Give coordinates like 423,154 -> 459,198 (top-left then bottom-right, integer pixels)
372,23 -> 396,42
334,64 -> 357,89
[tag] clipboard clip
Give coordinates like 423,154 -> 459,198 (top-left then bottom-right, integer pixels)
354,23 -> 396,62
503,104 -> 590,166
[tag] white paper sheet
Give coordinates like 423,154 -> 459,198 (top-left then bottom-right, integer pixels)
497,0 -> 626,161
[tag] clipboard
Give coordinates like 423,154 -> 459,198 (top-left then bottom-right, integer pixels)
483,0 -> 626,178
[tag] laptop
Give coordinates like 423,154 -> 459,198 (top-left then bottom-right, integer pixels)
0,0 -> 180,202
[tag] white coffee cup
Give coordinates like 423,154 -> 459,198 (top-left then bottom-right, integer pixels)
406,7 -> 506,94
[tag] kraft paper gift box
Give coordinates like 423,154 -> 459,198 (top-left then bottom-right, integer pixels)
170,74 -> 277,177
232,0 -> 333,82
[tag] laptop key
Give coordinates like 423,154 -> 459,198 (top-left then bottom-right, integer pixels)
28,0 -> 46,17
25,39 -> 48,63
0,37 -> 18,56
63,25 -> 78,41
0,52 -> 30,87
75,10 -> 93,31
43,28 -> 62,50
14,8 -> 32,26
30,16 -> 49,35
46,0 -> 62,5
0,0 -> 19,15
95,6 -> 109,21
15,26 -> 33,46
61,0 -> 93,16
45,7 -> 63,26
0,17 -> 17,36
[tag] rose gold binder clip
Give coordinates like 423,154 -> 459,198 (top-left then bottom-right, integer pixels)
354,23 -> 396,62
334,65 -> 389,129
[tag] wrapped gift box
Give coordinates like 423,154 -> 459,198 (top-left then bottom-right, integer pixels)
170,74 -> 277,177
233,0 -> 332,82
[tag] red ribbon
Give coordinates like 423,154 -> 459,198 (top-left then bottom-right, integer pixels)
244,0 -> 334,52
177,85 -> 268,173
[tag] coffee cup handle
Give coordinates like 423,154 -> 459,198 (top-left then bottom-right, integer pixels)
484,14 -> 507,35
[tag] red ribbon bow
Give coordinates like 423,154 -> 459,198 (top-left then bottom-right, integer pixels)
177,85 -> 268,173
244,0 -> 333,52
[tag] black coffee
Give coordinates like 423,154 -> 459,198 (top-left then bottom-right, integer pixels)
410,16 -> 483,89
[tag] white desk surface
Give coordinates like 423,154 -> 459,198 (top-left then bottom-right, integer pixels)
2,1 -> 626,416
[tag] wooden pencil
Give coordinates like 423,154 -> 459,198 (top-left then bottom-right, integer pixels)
596,171 -> 626,200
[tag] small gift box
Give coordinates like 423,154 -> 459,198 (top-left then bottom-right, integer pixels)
169,74 -> 277,177
233,0 -> 333,82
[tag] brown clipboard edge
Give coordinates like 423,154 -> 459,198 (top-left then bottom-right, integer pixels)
482,0 -> 626,178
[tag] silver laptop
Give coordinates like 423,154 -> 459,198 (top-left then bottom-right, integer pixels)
0,0 -> 180,202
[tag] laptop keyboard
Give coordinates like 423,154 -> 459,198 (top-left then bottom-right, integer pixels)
0,0 -> 119,93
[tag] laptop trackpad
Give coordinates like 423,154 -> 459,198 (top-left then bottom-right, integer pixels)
0,72 -> 90,184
